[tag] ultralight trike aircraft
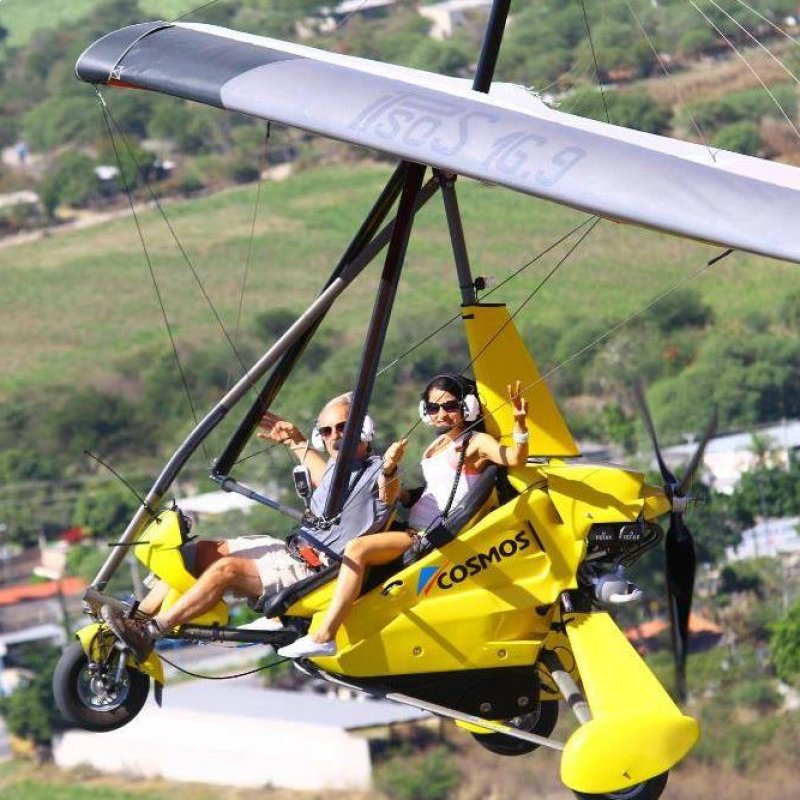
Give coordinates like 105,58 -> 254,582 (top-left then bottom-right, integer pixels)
52,2 -> 800,799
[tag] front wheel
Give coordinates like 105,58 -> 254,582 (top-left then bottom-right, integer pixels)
471,700 -> 559,756
53,641 -> 150,732
573,772 -> 668,800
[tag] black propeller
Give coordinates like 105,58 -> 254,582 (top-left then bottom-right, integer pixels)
635,382 -> 717,702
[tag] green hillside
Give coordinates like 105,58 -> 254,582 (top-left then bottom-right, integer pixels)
4,161 -> 799,397
0,0 -> 198,48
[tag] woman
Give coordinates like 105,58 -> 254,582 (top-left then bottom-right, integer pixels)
278,374 -> 529,659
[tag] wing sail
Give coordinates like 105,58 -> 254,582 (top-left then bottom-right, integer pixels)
76,22 -> 800,264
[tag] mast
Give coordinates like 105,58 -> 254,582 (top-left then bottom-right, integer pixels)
444,0 -> 512,305
473,0 -> 512,94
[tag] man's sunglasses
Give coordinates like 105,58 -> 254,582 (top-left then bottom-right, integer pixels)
425,400 -> 462,414
317,421 -> 347,438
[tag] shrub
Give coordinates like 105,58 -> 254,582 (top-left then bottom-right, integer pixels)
712,122 -> 761,156
0,646 -> 63,745
730,679 -> 781,711
771,600 -> 800,686
375,746 -> 460,800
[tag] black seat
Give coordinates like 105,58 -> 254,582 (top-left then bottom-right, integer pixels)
255,465 -> 505,618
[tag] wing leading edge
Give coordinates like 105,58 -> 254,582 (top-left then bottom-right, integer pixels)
76,21 -> 800,264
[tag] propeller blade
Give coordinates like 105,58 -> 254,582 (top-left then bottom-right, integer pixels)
634,381 -> 678,488
665,515 -> 697,702
677,408 -> 718,497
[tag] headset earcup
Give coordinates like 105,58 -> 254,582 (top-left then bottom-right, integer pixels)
361,414 -> 376,442
462,394 -> 480,422
311,427 -> 324,450
419,400 -> 433,426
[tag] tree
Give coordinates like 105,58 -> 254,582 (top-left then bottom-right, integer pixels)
72,482 -> 140,537
712,122 -> 762,156
38,151 -> 96,217
375,746 -> 460,800
649,288 -> 713,333
559,88 -> 671,135
0,646 -> 63,745
770,600 -> 800,686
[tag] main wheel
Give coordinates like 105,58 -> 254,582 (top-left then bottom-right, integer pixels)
573,772 -> 669,800
53,641 -> 150,732
471,700 -> 559,756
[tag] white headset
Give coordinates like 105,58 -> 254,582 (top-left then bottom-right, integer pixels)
311,414 -> 375,450
419,374 -> 481,426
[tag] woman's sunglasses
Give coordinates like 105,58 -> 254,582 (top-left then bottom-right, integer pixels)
317,421 -> 347,438
425,400 -> 462,414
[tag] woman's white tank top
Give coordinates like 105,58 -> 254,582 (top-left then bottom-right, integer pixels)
408,435 -> 482,531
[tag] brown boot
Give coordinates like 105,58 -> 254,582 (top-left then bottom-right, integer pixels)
101,605 -> 156,662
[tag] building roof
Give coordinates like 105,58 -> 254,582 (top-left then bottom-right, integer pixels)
162,681 -> 430,730
663,419 -> 800,460
726,516 -> 800,561
175,490 -> 258,515
626,613 -> 722,642
0,576 -> 86,606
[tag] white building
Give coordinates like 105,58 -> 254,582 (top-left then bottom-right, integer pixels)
54,682 -> 431,790
662,419 -> 800,495
725,517 -> 800,561
419,0 -> 493,40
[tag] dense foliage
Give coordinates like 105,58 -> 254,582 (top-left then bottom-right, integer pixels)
0,646 -> 63,745
770,600 -> 800,686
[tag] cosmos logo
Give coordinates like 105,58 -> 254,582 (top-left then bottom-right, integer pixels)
416,531 -> 532,595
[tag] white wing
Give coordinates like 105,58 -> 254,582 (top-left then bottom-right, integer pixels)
76,21 -> 800,263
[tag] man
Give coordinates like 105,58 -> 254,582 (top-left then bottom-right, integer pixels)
102,393 -> 402,661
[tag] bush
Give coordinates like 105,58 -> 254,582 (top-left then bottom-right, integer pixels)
730,679 -> 781,711
771,600 -> 800,686
0,646 -> 63,745
712,122 -> 762,156
38,151 -> 96,216
649,288 -> 713,333
375,746 -> 460,800
559,88 -> 671,134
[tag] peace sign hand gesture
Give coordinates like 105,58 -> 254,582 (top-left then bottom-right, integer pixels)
507,380 -> 528,422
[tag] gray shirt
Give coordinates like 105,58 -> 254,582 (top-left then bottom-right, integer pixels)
304,454 -> 390,554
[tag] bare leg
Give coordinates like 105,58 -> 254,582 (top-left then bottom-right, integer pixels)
312,531 -> 413,644
137,540 -> 229,618
137,580 -> 170,616
152,556 -> 263,631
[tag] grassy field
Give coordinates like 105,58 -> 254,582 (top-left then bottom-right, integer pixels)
0,1 -> 202,48
2,160 -> 800,399
0,759 -> 341,800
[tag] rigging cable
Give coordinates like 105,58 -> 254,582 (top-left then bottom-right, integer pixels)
332,247 -> 733,520
619,0 -> 715,159
235,123 -> 271,351
171,0 -> 229,24
704,0 -> 800,87
157,652 -> 289,680
97,91 -> 207,461
99,99 -> 251,377
579,0 -> 611,123
685,0 -> 800,142
376,215 -> 597,378
731,0 -> 800,50
462,218 -> 601,375
467,248 -> 732,438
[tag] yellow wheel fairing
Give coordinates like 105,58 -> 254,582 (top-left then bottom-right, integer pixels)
560,612 -> 699,793
76,622 -> 164,685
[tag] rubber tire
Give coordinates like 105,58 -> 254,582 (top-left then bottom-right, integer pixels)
53,641 -> 150,732
572,772 -> 669,800
471,700 -> 559,756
